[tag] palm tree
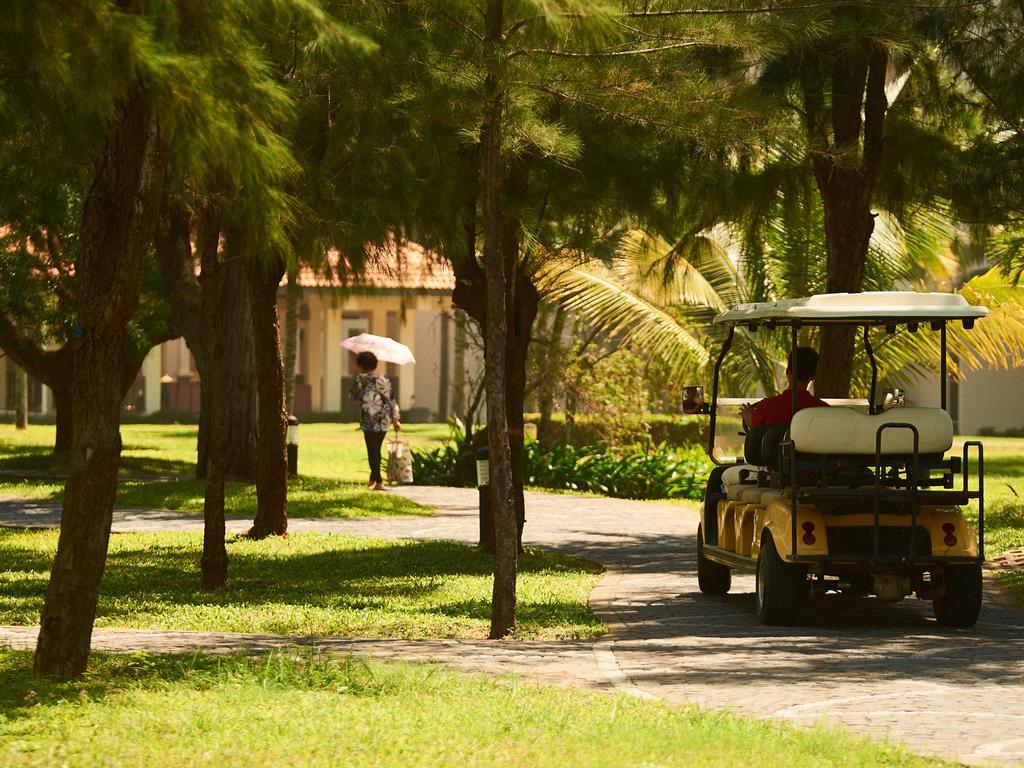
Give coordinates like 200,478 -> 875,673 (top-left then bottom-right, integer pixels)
544,222 -> 1024,403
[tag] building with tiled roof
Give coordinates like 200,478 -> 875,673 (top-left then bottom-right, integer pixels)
291,241 -> 456,292
155,240 -> 478,420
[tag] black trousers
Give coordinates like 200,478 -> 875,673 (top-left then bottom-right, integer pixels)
364,430 -> 387,483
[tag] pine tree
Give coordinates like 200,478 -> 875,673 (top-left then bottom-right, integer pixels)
0,0 -> 315,677
349,1 -> 763,636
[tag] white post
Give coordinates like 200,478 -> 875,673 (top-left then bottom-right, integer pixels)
142,345 -> 162,414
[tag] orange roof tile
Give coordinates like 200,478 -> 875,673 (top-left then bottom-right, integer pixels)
290,240 -> 454,292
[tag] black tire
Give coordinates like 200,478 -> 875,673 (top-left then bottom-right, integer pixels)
697,524 -> 731,595
933,562 -> 983,628
755,532 -> 806,625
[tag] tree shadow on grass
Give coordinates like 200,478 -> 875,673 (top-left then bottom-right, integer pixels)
0,531 -> 602,637
0,445 -> 69,475
0,442 -> 192,479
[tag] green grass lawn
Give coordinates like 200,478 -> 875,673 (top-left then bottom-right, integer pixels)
0,422 -> 450,480
952,436 -> 1024,602
0,651 -> 944,768
0,423 -> 449,518
0,529 -> 603,640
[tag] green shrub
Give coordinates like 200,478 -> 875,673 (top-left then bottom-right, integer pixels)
411,420 -> 479,487
412,422 -> 713,501
523,440 -> 711,500
523,412 -> 708,450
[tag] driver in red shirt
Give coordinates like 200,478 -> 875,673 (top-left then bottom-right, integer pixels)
741,346 -> 829,428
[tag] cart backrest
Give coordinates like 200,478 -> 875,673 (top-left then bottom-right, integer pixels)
790,406 -> 953,456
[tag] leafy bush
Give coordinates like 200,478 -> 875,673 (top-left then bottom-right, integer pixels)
523,412 -> 708,450
523,440 -> 711,500
411,420 -> 479,487
412,422 -> 713,501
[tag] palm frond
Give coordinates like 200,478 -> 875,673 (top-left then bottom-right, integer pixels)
545,262 -> 710,379
613,229 -> 734,311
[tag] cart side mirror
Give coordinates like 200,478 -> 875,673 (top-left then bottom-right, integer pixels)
682,385 -> 706,415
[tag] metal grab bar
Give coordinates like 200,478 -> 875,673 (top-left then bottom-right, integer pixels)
874,423 -> 920,564
962,440 -> 985,561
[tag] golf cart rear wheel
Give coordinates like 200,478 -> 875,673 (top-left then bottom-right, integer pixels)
697,524 -> 731,595
755,532 -> 806,625
933,562 -> 983,628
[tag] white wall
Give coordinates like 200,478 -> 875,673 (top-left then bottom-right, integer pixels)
903,365 -> 1024,435
414,303 -> 443,417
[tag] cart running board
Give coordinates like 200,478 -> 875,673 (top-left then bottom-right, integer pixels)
702,546 -> 756,572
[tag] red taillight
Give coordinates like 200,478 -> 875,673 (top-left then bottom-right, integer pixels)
942,522 -> 957,547
802,521 -> 815,533
802,533 -> 816,545
801,521 -> 816,546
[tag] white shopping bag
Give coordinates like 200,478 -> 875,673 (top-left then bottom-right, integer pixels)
387,438 -> 414,484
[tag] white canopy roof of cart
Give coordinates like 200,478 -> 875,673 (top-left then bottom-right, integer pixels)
713,292 -> 988,326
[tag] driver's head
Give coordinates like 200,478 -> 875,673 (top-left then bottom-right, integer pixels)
786,347 -> 819,384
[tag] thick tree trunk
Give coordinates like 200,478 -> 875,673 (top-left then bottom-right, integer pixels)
809,43 -> 888,399
283,273 -> 301,415
198,210 -> 228,590
155,198 -> 258,480
220,261 -> 259,479
815,187 -> 873,397
245,256 -> 288,538
14,366 -> 28,429
51,380 -> 74,455
34,89 -> 166,679
482,0 -> 516,640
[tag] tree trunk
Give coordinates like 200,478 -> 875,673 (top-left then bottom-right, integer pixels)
283,271 -> 301,415
155,196 -> 258,480
481,0 -> 517,640
220,260 -> 260,479
51,379 -> 74,454
245,256 -> 288,538
814,187 -> 873,396
14,366 -> 28,429
0,319 -> 74,453
198,209 -> 228,590
34,89 -> 166,679
452,309 -> 468,417
809,43 -> 888,399
504,235 -> 538,553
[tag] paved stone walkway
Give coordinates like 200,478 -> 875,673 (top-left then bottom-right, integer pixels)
2,488 -> 1024,766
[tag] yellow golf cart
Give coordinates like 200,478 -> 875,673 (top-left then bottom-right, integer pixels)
693,292 -> 987,627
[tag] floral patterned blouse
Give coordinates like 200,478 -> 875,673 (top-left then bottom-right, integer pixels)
350,372 -> 400,432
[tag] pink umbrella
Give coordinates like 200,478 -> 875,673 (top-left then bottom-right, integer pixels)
340,333 -> 416,365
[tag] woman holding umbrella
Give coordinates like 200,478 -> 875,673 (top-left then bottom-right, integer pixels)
349,348 -> 402,490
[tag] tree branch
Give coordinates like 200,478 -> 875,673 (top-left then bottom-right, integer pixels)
862,43 -> 889,185
509,41 -> 698,59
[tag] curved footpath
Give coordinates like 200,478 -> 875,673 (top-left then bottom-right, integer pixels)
2,487 -> 1023,766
